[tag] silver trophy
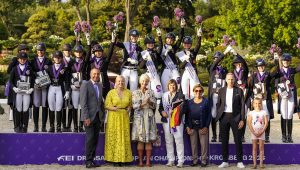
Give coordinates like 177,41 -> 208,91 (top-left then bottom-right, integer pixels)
72,72 -> 82,88
17,81 -> 30,92
35,70 -> 51,88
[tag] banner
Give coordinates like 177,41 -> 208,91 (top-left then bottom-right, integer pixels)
0,124 -> 299,165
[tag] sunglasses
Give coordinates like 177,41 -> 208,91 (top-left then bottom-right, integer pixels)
194,90 -> 202,93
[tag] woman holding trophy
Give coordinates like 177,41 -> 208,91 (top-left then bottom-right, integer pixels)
31,42 -> 52,132
10,52 -> 34,133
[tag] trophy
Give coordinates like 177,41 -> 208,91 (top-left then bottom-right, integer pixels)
35,70 -> 51,88
17,80 -> 30,92
72,72 -> 82,88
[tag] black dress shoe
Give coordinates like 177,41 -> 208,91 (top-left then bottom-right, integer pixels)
79,127 -> 85,132
190,163 -> 198,167
86,162 -> 100,168
200,163 -> 207,167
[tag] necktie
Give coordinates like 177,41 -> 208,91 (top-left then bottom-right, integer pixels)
93,83 -> 99,99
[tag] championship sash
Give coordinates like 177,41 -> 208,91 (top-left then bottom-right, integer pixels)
124,42 -> 138,61
141,50 -> 158,78
176,51 -> 197,78
161,45 -> 177,70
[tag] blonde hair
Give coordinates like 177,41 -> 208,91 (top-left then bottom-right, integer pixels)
193,83 -> 204,93
252,98 -> 262,110
139,73 -> 150,84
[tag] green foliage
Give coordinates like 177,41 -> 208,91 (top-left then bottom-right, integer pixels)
0,22 -> 8,40
222,0 -> 300,54
0,37 -> 19,49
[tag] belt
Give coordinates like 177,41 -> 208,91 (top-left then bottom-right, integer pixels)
123,66 -> 137,70
224,112 -> 232,114
51,83 -> 61,87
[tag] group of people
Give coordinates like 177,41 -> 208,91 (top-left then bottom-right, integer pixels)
6,18 -> 300,169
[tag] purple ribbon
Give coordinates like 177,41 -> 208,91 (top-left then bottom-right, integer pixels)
281,68 -> 291,81
17,63 -> 27,76
93,58 -> 103,69
63,58 -> 69,66
256,72 -> 266,82
129,43 -> 137,60
52,65 -> 62,79
234,69 -> 243,81
216,66 -> 223,75
36,57 -> 45,71
74,59 -> 83,72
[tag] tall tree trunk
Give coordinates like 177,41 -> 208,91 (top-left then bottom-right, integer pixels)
124,0 -> 131,42
75,6 -> 83,23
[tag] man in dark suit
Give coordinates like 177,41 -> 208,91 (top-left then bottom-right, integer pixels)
216,73 -> 245,169
80,68 -> 104,168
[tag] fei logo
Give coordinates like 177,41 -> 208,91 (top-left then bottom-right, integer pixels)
57,155 -> 74,161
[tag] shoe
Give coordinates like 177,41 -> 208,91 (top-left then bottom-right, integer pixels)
166,161 -> 175,167
62,127 -> 71,132
33,126 -> 39,132
48,127 -> 55,133
79,127 -> 85,132
265,136 -> 270,143
218,162 -> 229,168
237,162 -> 245,168
176,162 -> 183,168
259,164 -> 265,169
86,162 -> 100,168
190,163 -> 198,167
200,163 -> 207,167
211,136 -> 217,142
41,127 -> 47,132
252,164 -> 257,169
241,136 -> 245,143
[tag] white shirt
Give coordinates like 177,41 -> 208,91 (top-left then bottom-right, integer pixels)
259,71 -> 265,76
282,67 -> 288,73
54,64 -> 61,70
64,56 -> 71,62
224,88 -> 234,112
19,64 -> 25,71
38,56 -> 44,62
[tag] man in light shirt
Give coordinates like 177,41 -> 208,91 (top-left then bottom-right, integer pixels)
216,73 -> 245,168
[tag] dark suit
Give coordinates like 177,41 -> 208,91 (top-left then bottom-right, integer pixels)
216,86 -> 245,162
80,80 -> 104,165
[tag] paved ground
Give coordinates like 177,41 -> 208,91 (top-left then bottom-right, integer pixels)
1,164 -> 300,170
1,100 -> 300,169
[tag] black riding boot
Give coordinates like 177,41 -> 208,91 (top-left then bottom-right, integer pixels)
56,111 -> 62,133
73,108 -> 78,132
211,118 -> 217,142
66,108 -> 73,132
48,110 -> 55,133
61,108 -> 67,131
14,110 -> 21,133
287,119 -> 293,143
22,111 -> 29,133
281,117 -> 287,143
41,107 -> 48,132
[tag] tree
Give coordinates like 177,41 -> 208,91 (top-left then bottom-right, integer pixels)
222,0 -> 300,54
0,0 -> 34,37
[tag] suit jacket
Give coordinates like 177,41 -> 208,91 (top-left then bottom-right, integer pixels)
216,86 -> 245,122
80,80 -> 104,122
